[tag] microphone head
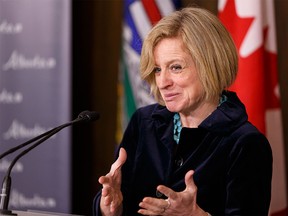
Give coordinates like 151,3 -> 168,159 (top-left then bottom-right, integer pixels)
78,110 -> 100,122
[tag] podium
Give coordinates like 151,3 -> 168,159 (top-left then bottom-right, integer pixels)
10,210 -> 84,216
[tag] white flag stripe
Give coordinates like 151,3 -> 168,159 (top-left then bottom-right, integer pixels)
130,1 -> 152,41
264,0 -> 277,52
155,0 -> 175,16
235,0 -> 261,15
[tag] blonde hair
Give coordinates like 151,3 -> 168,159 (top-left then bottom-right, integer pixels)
140,7 -> 238,105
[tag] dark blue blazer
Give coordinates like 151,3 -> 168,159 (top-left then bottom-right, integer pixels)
93,91 -> 272,216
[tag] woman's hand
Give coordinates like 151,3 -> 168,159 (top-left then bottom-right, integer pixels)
98,148 -> 127,216
138,170 -> 208,216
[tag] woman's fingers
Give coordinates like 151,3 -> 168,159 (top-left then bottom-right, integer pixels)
111,148 -> 127,176
184,170 -> 197,193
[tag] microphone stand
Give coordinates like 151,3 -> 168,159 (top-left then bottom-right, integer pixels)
0,126 -> 62,161
0,110 -> 99,161
0,111 -> 99,215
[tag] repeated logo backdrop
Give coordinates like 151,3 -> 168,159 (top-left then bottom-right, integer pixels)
0,0 -> 71,213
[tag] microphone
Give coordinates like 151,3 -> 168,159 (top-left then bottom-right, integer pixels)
78,110 -> 100,122
0,110 -> 100,215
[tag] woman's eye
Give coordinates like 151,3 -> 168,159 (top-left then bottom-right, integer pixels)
170,65 -> 182,73
153,67 -> 161,73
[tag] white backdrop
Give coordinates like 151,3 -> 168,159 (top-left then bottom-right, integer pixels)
0,0 -> 71,213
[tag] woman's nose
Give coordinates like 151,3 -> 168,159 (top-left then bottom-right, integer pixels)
156,70 -> 173,89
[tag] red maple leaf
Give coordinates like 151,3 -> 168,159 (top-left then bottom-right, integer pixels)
218,0 -> 254,50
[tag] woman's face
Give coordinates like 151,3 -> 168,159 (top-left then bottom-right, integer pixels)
153,37 -> 205,114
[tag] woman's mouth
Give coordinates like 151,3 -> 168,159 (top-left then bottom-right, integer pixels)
163,93 -> 178,102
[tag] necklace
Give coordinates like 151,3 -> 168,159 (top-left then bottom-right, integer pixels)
173,113 -> 182,144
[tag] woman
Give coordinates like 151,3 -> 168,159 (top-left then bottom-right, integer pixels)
93,7 -> 272,216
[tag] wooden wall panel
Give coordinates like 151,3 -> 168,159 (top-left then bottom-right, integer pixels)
275,0 -> 288,201
72,0 -> 122,215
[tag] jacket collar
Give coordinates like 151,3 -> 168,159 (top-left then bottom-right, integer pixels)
151,91 -> 248,135
200,91 -> 248,134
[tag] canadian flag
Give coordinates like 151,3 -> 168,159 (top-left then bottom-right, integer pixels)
218,0 -> 287,215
